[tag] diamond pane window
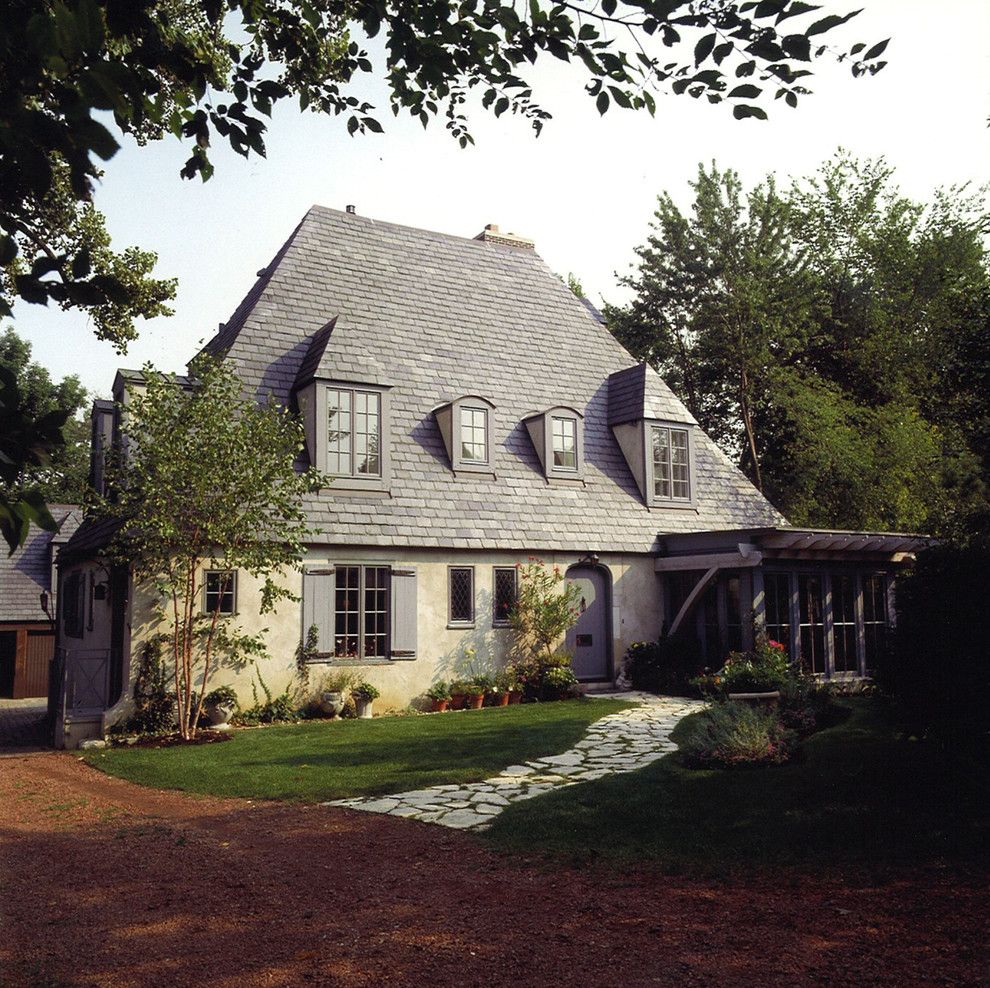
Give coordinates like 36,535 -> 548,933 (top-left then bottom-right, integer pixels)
493,567 -> 518,626
449,567 -> 475,625
551,416 -> 577,470
204,570 -> 236,615
327,388 -> 382,477
460,407 -> 488,463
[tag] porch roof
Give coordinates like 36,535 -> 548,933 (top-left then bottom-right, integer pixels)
656,526 -> 933,567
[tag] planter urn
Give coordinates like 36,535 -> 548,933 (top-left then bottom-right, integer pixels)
319,690 -> 346,718
355,697 -> 374,719
204,702 -> 235,728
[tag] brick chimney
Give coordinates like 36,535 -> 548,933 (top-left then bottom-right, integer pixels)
473,223 -> 535,250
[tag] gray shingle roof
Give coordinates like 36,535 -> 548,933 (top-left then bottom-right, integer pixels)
0,506 -> 82,622
197,207 -> 785,553
607,364 -> 697,427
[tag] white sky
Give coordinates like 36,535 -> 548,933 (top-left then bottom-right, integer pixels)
11,0 -> 990,398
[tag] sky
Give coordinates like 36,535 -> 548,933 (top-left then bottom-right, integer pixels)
11,0 -> 990,399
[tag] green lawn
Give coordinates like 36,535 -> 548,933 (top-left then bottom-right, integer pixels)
83,698 -> 633,802
485,698 -> 989,876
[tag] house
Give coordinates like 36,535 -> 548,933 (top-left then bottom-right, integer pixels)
0,505 -> 81,700
53,209 -> 928,745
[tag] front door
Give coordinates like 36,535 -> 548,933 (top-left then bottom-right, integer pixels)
565,566 -> 610,681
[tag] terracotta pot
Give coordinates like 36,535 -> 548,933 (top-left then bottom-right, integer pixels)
450,693 -> 466,710
490,691 -> 510,707
432,698 -> 450,713
466,693 -> 484,710
508,691 -> 523,705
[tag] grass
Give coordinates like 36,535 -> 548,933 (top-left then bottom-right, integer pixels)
82,698 -> 633,802
485,698 -> 989,875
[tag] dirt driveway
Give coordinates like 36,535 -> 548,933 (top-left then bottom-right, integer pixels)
1,752 -> 986,987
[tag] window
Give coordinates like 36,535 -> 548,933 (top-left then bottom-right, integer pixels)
831,574 -> 858,674
63,571 -> 84,638
863,574 -> 889,669
493,567 -> 518,626
651,425 -> 690,501
551,416 -> 578,471
327,388 -> 381,477
334,565 -> 390,659
459,407 -> 488,464
204,570 -> 237,615
764,572 -> 792,653
448,566 -> 475,626
798,574 -> 826,674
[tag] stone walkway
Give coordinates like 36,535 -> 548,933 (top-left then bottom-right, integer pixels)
325,693 -> 704,832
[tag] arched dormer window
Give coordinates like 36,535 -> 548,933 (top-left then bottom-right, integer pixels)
432,395 -> 497,476
523,405 -> 584,482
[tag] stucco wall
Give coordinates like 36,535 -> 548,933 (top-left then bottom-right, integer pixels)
122,548 -> 664,713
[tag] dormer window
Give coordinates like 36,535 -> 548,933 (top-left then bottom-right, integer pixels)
551,416 -> 578,471
327,387 -> 382,477
523,405 -> 584,481
651,425 -> 690,501
433,395 -> 497,476
459,405 -> 489,464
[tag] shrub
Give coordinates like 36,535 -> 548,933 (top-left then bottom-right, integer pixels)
884,535 -> 990,739
126,637 -> 175,734
692,637 -> 792,697
508,559 -> 582,665
236,669 -> 297,725
203,685 -> 238,708
509,650 -> 577,701
682,702 -> 796,768
624,638 -> 704,695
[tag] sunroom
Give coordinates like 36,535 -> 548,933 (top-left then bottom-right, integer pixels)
654,528 -> 932,679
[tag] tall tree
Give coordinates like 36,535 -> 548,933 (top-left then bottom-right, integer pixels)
607,155 -> 990,533
1,0 -> 888,346
104,355 -> 322,739
0,326 -> 91,504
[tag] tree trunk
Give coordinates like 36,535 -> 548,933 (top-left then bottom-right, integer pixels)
739,365 -> 763,492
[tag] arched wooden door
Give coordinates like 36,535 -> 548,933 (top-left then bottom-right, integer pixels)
565,565 -> 611,681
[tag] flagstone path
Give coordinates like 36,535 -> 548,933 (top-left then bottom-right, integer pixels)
324,692 -> 704,832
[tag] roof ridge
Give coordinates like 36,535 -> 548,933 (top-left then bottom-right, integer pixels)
305,204 -> 541,255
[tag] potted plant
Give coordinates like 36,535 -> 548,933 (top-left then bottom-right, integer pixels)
449,679 -> 469,710
426,680 -> 451,712
318,670 -> 355,718
541,663 -> 578,701
504,664 -> 524,704
352,682 -> 380,719
463,681 -> 485,710
488,670 -> 513,707
203,685 -> 238,727
720,639 -> 791,704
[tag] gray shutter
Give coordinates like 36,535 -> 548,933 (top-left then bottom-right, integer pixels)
302,566 -> 335,657
390,567 -> 418,660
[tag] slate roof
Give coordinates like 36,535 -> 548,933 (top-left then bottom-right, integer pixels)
607,364 -> 697,427
0,505 -> 82,622
194,207 -> 785,553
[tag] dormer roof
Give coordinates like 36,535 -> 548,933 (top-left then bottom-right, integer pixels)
607,364 -> 697,427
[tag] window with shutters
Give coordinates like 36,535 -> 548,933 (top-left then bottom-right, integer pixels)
448,566 -> 475,626
333,565 -> 391,659
493,566 -> 518,626
203,570 -> 237,615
